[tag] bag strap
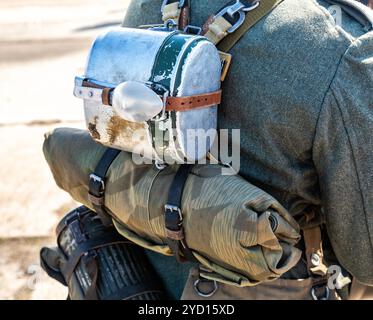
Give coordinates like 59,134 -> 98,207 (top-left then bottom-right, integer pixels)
88,148 -> 121,226
302,226 -> 328,277
164,164 -> 198,263
201,0 -> 284,52
161,0 -> 190,30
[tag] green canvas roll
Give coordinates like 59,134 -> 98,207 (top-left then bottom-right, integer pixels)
43,127 -> 302,286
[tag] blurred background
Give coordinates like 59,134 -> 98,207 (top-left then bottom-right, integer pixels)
0,0 -> 130,300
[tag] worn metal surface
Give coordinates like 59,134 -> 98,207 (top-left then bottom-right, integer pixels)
79,27 -> 221,161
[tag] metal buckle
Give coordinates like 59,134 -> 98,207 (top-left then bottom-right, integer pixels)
183,25 -> 202,35
89,173 -> 105,192
219,51 -> 233,82
193,279 -> 218,298
226,1 -> 247,16
164,19 -> 178,31
311,286 -> 330,300
216,0 -> 261,33
155,161 -> 168,170
242,1 -> 260,12
164,204 -> 183,225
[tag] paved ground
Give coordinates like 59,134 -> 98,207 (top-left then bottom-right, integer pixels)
0,0 -> 130,300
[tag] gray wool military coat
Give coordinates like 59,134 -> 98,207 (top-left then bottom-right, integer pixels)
122,0 -> 373,293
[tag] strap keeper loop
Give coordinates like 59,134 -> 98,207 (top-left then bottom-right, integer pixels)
166,228 -> 184,241
88,193 -> 105,206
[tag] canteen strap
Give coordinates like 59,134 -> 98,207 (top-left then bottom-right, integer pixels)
75,79 -> 222,112
165,90 -> 222,111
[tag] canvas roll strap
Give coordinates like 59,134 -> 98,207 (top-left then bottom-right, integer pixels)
88,148 -> 121,226
202,0 -> 284,51
164,164 -> 197,263
161,0 -> 190,30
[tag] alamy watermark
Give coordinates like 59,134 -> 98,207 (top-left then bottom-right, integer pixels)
327,265 -> 351,290
131,128 -> 241,175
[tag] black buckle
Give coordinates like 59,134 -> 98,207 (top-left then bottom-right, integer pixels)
89,173 -> 105,193
164,204 -> 183,228
164,204 -> 184,239
89,173 -> 105,204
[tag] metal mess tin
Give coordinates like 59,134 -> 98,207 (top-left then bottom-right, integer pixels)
74,27 -> 222,162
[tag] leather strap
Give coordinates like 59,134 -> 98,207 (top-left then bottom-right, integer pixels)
102,87 -> 113,106
165,90 -> 222,111
77,81 -> 221,112
179,1 -> 191,30
88,148 -> 121,226
302,226 -> 328,277
164,164 -> 197,263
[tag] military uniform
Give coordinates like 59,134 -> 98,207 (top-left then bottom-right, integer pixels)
122,0 -> 373,299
